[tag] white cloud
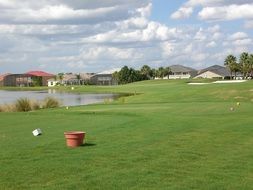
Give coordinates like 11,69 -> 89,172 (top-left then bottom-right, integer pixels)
191,53 -> 208,62
171,7 -> 193,19
173,0 -> 253,23
82,21 -> 180,44
1,4 -> 119,23
160,42 -> 175,57
0,0 -> 252,73
136,3 -> 152,18
0,0 -> 151,24
232,38 -> 252,46
206,41 -> 217,48
199,4 -> 253,21
194,28 -> 206,41
228,32 -> 248,41
244,20 -> 253,28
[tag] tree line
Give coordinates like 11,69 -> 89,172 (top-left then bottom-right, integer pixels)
113,65 -> 171,84
224,52 -> 253,79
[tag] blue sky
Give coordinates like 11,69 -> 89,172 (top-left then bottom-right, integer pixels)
152,0 -> 193,25
0,0 -> 252,74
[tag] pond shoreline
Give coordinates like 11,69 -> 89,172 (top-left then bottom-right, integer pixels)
0,89 -> 120,107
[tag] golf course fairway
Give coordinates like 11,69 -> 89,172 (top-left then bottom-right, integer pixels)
1,80 -> 253,189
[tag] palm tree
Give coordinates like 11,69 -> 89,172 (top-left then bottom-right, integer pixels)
239,52 -> 250,79
155,67 -> 165,79
224,54 -> 237,80
165,67 -> 171,79
57,73 -> 64,85
140,65 -> 152,80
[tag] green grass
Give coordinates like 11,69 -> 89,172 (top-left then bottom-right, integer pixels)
1,80 -> 253,189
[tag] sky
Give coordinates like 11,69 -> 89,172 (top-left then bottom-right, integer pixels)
0,0 -> 252,74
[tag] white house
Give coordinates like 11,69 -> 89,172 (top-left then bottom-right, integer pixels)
47,79 -> 59,87
168,65 -> 197,79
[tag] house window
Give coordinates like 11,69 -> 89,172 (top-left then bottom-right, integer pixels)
51,82 -> 53,85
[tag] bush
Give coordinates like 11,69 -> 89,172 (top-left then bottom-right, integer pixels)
15,98 -> 32,112
0,104 -> 16,112
43,97 -> 60,108
31,100 -> 41,110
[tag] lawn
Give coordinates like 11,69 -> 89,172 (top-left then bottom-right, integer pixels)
1,80 -> 253,189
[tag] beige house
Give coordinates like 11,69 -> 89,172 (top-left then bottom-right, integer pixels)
195,65 -> 230,79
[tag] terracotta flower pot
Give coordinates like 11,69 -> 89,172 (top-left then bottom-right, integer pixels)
64,131 -> 85,148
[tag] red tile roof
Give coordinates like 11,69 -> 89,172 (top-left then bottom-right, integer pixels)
26,71 -> 55,77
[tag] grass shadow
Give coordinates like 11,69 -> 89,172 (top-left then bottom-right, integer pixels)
81,142 -> 96,147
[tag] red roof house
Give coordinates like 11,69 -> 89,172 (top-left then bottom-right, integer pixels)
26,71 -> 55,77
25,71 -> 55,86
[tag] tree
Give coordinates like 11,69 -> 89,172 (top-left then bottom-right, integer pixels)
76,73 -> 81,85
140,65 -> 152,80
151,69 -> 156,79
112,71 -> 119,83
239,52 -> 250,79
57,73 -> 64,84
118,66 -> 130,84
249,54 -> 253,78
164,67 -> 171,79
224,54 -> 237,79
155,67 -> 165,79
155,67 -> 171,79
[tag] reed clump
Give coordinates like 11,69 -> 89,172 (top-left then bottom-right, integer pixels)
15,98 -> 32,112
0,97 -> 60,112
42,97 -> 60,108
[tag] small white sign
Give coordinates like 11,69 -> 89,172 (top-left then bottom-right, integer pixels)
32,128 -> 42,136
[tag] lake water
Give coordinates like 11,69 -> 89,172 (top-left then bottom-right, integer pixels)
0,89 -> 117,106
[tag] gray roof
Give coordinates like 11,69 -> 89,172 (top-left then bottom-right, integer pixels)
169,65 -> 197,73
198,65 -> 230,76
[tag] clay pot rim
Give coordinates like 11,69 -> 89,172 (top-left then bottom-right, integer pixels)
64,131 -> 86,135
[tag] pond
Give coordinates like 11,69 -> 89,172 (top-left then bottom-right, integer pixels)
0,89 -> 117,106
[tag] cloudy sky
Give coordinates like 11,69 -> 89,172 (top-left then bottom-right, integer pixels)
0,0 -> 252,74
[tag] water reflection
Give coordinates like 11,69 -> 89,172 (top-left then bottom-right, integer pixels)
0,90 -> 117,106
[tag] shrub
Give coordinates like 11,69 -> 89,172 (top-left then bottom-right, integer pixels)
15,98 -> 32,112
31,100 -> 41,110
0,104 -> 16,112
43,97 -> 60,108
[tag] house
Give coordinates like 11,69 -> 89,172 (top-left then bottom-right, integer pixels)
47,78 -> 59,87
90,74 -> 117,85
3,74 -> 33,87
194,65 -> 231,79
2,71 -> 55,87
62,73 -> 94,85
168,65 -> 197,79
62,73 -> 79,85
0,73 -> 11,86
26,71 -> 55,86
